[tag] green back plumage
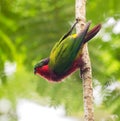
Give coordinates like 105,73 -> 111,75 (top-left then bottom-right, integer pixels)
49,22 -> 90,75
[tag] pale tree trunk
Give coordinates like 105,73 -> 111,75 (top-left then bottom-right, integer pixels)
75,0 -> 94,121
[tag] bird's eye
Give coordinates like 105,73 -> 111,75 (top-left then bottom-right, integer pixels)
34,62 -> 44,68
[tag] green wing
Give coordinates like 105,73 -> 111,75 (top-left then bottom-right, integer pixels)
49,22 -> 90,75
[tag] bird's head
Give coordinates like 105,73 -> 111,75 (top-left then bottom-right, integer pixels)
34,58 -> 62,82
34,58 -> 50,74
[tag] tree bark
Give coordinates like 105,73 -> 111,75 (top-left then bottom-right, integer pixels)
75,0 -> 94,121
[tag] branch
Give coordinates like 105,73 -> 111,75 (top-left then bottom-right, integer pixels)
75,0 -> 94,121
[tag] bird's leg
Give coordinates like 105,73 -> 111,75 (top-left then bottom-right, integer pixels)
61,19 -> 80,41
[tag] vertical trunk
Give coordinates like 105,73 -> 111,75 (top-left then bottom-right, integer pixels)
75,0 -> 94,121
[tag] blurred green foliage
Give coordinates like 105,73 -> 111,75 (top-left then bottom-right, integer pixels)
0,0 -> 120,120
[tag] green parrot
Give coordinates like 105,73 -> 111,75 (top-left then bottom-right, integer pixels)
34,20 -> 101,82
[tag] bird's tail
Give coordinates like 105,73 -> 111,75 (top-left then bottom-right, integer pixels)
84,24 -> 101,43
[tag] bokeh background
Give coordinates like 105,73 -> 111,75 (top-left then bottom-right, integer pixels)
0,0 -> 120,121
